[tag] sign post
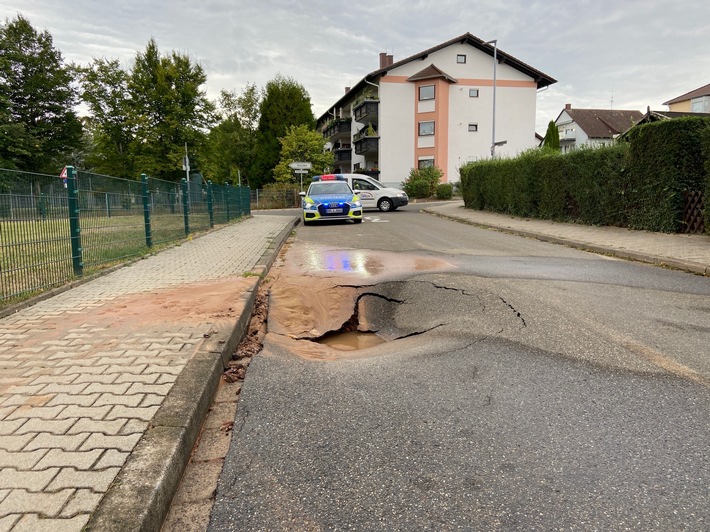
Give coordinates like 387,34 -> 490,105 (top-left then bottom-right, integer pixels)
289,162 -> 312,191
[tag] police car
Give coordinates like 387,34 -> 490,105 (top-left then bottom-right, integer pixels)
299,175 -> 363,225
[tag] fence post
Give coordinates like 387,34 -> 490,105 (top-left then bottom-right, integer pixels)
207,180 -> 214,228
66,166 -> 83,276
38,193 -> 47,220
225,183 -> 232,222
141,173 -> 152,247
181,177 -> 190,235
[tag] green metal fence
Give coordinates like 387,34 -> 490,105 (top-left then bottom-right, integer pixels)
0,166 -> 250,308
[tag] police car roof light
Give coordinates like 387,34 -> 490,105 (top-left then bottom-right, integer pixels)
312,174 -> 344,182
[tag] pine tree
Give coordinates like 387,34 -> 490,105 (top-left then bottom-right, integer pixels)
543,120 -> 560,151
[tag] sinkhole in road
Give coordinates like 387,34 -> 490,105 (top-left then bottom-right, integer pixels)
311,300 -> 387,351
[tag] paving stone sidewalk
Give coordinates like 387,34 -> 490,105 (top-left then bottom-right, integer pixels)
425,201 -> 710,275
0,214 -> 295,532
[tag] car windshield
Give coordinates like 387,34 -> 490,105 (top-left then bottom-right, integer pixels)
309,182 -> 351,195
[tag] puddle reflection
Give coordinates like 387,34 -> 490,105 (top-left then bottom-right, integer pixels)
304,249 -> 384,276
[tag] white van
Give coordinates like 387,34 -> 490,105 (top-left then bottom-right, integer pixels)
315,174 -> 408,212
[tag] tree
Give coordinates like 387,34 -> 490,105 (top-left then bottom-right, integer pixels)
0,15 -> 82,173
127,39 -> 215,180
543,120 -> 560,151
203,84 -> 262,185
252,75 -> 315,188
81,58 -> 134,176
273,124 -> 334,185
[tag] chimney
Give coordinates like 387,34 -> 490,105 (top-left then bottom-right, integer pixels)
379,52 -> 388,69
565,103 -> 572,110
386,54 -> 394,66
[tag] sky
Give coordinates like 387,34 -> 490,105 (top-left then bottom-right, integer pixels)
3,0 -> 710,133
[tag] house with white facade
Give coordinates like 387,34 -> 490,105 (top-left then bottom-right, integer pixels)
553,104 -> 643,153
317,33 -> 556,185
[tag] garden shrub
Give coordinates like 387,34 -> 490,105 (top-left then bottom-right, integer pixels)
436,183 -> 453,200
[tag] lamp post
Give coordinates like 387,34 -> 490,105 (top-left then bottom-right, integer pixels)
485,39 -> 498,158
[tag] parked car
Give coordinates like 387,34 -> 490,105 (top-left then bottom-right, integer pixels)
299,175 -> 363,225
313,174 -> 408,212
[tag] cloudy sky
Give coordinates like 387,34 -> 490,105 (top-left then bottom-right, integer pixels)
3,0 -> 709,132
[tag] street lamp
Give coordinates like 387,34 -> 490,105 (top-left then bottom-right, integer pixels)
485,39 -> 498,158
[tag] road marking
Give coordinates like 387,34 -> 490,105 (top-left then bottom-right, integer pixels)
365,217 -> 389,223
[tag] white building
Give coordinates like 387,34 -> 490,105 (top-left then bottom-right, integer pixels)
317,33 -> 556,186
553,104 -> 643,153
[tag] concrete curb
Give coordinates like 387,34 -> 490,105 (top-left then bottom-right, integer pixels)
424,209 -> 709,277
85,216 -> 298,532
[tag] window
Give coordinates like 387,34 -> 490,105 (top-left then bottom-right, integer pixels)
469,88 -> 479,98
468,123 -> 478,132
352,178 -> 378,191
457,54 -> 466,64
418,121 -> 435,136
419,85 -> 435,101
418,159 -> 434,169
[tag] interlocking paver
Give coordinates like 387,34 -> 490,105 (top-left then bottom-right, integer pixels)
59,488 -> 102,517
0,215 -> 294,528
33,450 -> 102,470
66,419 -> 125,436
24,434 -> 89,452
46,394 -> 100,407
47,467 -> 120,492
0,451 -> 46,470
0,513 -> 18,532
0,469 -> 59,491
93,450 -> 128,470
10,513 -> 89,531
79,433 -> 142,453
14,419 -> 76,436
105,405 -> 159,422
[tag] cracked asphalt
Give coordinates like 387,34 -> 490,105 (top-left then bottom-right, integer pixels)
208,207 -> 710,531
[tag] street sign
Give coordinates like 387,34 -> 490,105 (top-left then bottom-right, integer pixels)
289,161 -> 312,170
294,169 -> 309,174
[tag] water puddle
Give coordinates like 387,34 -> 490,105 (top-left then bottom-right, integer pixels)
316,330 -> 386,351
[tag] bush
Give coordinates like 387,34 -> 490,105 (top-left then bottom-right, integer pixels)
409,179 -> 430,199
436,183 -> 453,200
459,116 -> 710,233
626,117 -> 710,231
402,166 -> 443,198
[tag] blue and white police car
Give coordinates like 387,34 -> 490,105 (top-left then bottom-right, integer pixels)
299,175 -> 363,225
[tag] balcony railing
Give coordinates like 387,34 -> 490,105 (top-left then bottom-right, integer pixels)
354,137 -> 379,155
353,99 -> 379,125
334,147 -> 352,161
323,119 -> 351,139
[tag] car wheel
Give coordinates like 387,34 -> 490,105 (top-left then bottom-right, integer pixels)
378,198 -> 393,212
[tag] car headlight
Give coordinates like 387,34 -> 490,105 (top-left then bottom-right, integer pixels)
352,200 -> 362,207
397,192 -> 407,197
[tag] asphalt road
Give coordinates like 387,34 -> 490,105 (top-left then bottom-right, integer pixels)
209,206 -> 710,531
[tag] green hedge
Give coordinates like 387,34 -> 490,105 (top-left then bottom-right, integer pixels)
460,117 -> 710,232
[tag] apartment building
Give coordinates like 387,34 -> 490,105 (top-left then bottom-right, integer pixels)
317,32 -> 556,185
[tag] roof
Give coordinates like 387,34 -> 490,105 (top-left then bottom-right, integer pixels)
318,32 -> 556,123
663,82 -> 710,106
558,108 -> 643,138
618,108 -> 710,138
407,64 -> 458,83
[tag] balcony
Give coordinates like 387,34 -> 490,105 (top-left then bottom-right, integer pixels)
323,118 -> 351,141
334,146 -> 352,162
353,99 -> 379,126
354,137 -> 379,156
